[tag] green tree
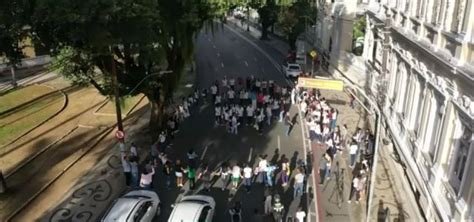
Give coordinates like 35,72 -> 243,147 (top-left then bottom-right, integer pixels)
26,0 -> 224,130
277,0 -> 316,49
352,16 -> 366,56
0,0 -> 29,75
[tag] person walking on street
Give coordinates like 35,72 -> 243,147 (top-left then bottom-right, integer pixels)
187,149 -> 198,168
264,192 -> 272,215
163,161 -> 172,188
284,113 -> 294,136
257,155 -> 268,184
130,156 -> 139,188
139,166 -> 155,190
295,207 -> 306,222
279,159 -> 290,186
266,163 -> 277,187
198,164 -> 212,192
215,162 -> 231,190
231,164 -> 242,189
243,164 -> 253,193
186,165 -> 196,190
175,159 -> 185,187
121,152 -> 132,187
293,168 -> 305,198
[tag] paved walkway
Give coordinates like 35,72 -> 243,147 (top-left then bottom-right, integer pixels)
232,17 -> 423,221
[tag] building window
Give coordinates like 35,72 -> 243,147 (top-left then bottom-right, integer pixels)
450,118 -> 472,193
430,0 -> 440,24
409,77 -> 423,130
427,100 -> 444,160
417,91 -> 431,144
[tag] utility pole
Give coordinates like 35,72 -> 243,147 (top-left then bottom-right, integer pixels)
110,55 -> 124,131
247,4 -> 250,31
10,66 -> 17,87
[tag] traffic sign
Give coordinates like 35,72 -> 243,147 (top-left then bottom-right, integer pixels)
115,130 -> 125,140
310,50 -> 317,58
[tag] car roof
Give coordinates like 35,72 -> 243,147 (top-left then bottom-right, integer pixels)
103,197 -> 143,221
168,202 -> 205,222
288,64 -> 300,68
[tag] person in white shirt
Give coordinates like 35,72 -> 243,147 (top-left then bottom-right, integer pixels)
246,105 -> 254,126
239,90 -> 245,105
243,164 -> 253,192
257,156 -> 268,184
237,105 -> 244,124
349,141 -> 358,168
227,89 -> 235,103
222,76 -> 228,88
229,77 -> 235,89
129,143 -> 138,158
264,193 -> 272,215
215,106 -> 221,126
230,115 -> 239,135
215,93 -> 222,105
266,106 -> 272,125
293,168 -> 305,198
210,85 -> 218,102
301,101 -> 308,117
295,207 -> 306,222
257,110 -> 265,134
139,166 -> 155,189
121,153 -> 132,186
231,164 -> 242,188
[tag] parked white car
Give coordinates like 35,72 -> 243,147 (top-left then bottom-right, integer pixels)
168,195 -> 216,222
101,190 -> 160,222
282,62 -> 303,78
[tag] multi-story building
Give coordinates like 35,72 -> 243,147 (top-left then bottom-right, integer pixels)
363,0 -> 474,221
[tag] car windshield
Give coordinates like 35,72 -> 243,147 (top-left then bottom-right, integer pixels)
288,65 -> 300,70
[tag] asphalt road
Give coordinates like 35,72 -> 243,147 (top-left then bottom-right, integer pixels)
153,23 -> 308,222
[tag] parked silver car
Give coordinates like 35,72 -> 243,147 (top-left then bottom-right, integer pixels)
101,190 -> 161,222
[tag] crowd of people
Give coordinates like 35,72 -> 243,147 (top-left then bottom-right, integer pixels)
295,85 -> 375,205
118,74 -> 376,220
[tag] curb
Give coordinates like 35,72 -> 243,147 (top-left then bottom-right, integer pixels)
0,87 -> 69,153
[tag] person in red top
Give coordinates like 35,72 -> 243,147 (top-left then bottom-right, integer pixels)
257,92 -> 265,108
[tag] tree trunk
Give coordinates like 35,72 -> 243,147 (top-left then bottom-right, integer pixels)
149,99 -> 161,134
260,22 -> 270,40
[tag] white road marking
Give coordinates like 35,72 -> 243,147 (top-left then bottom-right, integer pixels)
221,62 -> 224,68
213,45 -> 216,49
248,147 -> 253,163
216,53 -> 220,57
244,61 -> 249,67
201,145 -> 209,161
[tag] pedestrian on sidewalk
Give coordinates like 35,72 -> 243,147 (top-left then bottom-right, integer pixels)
291,87 -> 296,105
139,165 -> 155,190
185,165 -> 196,190
129,142 -> 138,158
348,173 -> 365,204
284,113 -> 294,136
175,159 -> 185,187
121,152 -> 132,187
295,207 -> 306,222
243,164 -> 253,193
293,168 -> 305,198
318,154 -> 328,184
349,141 -> 359,168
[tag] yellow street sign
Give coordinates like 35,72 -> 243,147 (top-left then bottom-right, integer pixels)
310,50 -> 317,58
298,77 -> 344,91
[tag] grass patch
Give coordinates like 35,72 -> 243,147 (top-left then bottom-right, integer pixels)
97,95 -> 144,115
0,92 -> 64,146
0,85 -> 54,113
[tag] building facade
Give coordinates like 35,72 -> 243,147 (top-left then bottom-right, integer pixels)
363,0 -> 474,221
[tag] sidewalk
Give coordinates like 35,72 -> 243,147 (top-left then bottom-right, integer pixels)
231,17 -> 422,221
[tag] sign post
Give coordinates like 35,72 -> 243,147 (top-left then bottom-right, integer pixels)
309,50 -> 317,75
115,130 -> 125,141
